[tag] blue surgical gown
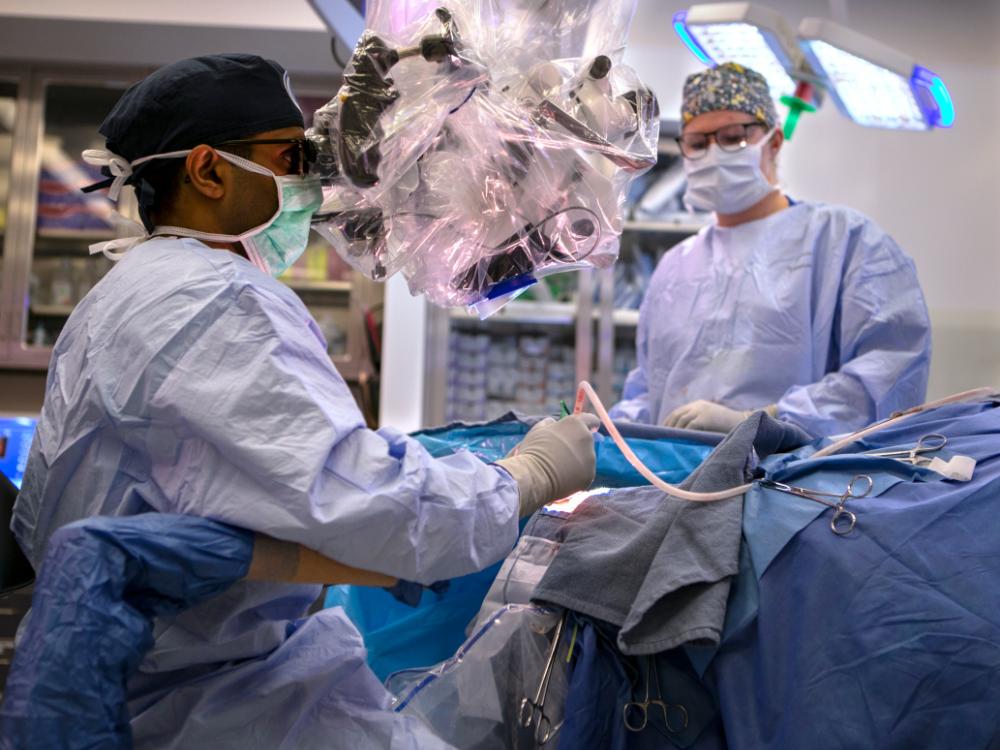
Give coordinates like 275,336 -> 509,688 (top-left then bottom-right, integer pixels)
12,237 -> 520,748
610,202 -> 931,437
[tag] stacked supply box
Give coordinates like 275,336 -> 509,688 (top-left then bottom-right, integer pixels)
447,332 -> 490,422
612,346 -> 638,402
447,331 -> 576,422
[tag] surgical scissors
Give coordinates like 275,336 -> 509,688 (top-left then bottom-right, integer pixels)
760,474 -> 874,536
519,610 -> 566,745
623,656 -> 689,734
866,433 -> 947,466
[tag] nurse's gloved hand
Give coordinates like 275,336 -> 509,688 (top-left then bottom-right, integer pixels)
495,414 -> 600,517
663,400 -> 749,433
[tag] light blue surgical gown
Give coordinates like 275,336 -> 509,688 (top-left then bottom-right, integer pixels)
610,202 -> 931,437
13,237 -> 521,749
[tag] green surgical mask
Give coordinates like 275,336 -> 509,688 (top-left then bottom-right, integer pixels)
242,173 -> 325,277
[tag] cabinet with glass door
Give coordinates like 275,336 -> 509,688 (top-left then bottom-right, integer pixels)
0,72 -> 24,363
0,69 -> 140,369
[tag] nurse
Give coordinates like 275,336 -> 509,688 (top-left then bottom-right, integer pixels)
611,62 -> 931,436
12,54 -> 596,748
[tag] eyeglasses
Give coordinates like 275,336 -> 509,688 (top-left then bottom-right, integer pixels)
216,138 -> 319,176
675,122 -> 770,160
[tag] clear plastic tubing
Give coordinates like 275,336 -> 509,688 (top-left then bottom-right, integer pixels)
573,380 -> 995,503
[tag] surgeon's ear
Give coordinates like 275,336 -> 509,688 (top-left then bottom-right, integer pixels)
762,128 -> 784,183
184,145 -> 226,200
767,128 -> 784,159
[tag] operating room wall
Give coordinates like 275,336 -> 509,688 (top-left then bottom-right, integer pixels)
626,0 -> 1000,399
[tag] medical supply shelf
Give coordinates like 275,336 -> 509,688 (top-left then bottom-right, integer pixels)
422,219 -> 702,425
0,64 -> 382,397
35,228 -> 117,241
612,309 -> 641,327
28,304 -> 75,317
623,219 -> 705,235
286,280 -> 353,293
449,301 -> 643,329
449,300 -> 578,326
429,270 -> 593,424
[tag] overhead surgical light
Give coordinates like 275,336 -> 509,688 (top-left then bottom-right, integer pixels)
672,11 -> 714,66
673,4 -> 954,136
798,17 -> 954,130
307,0 -> 365,47
672,3 -> 804,101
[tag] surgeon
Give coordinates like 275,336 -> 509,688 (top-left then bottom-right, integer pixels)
611,62 -> 931,437
12,54 -> 597,748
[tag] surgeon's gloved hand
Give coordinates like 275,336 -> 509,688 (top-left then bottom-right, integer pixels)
664,400 -> 752,433
495,414 -> 600,517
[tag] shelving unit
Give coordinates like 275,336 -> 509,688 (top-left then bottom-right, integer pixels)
421,270 -> 595,425
0,67 -> 143,366
28,304 -> 74,317
35,228 -> 116,241
623,220 -> 705,235
448,301 -> 649,329
448,300 -> 578,326
612,309 -> 641,328
286,279 -> 353,293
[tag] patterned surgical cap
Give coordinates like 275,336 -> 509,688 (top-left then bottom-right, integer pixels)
681,62 -> 777,128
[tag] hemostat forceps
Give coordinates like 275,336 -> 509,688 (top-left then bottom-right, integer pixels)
519,610 -> 567,745
623,656 -> 689,734
866,433 -> 947,466
759,474 -> 874,536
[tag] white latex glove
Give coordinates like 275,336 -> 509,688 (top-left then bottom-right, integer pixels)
663,400 -> 750,433
495,414 -> 600,517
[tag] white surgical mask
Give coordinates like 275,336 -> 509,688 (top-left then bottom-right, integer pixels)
83,148 -> 324,278
682,128 -> 778,215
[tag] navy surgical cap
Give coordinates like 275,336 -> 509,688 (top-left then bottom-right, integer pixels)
85,54 -> 305,226
101,53 -> 303,162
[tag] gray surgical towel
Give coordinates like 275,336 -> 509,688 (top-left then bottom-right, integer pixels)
531,412 -> 810,655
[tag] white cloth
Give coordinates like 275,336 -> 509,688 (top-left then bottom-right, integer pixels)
610,202 -> 931,437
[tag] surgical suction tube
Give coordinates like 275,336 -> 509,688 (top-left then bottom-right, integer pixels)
809,386 -> 997,458
572,381 -> 996,503
573,381 -> 751,502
